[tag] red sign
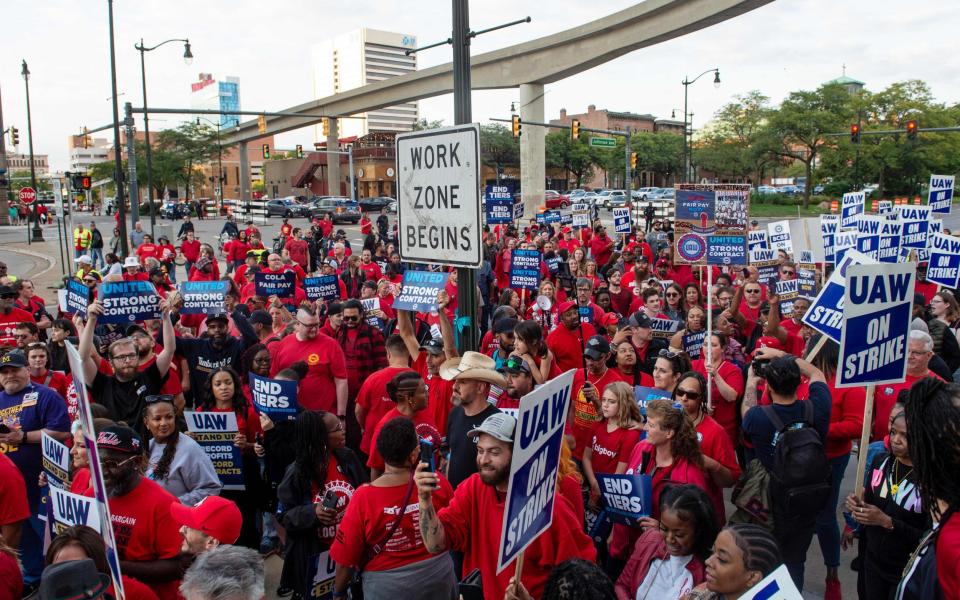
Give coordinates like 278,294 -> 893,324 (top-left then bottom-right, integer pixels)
18,187 -> 36,205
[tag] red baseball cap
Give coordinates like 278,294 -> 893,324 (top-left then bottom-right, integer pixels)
169,496 -> 242,545
558,300 -> 578,314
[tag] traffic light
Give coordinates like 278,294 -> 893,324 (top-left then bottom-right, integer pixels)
257,115 -> 267,134
630,152 -> 638,170
850,124 -> 860,144
322,118 -> 330,137
262,144 -> 270,159
906,120 -> 918,140
10,127 -> 19,146
571,119 -> 580,140
82,127 -> 91,149
80,176 -> 91,190
296,144 -> 303,159
511,115 -> 521,139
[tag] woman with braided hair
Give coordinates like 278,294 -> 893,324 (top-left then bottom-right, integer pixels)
896,377 -> 960,600
683,523 -> 782,599
143,394 -> 221,505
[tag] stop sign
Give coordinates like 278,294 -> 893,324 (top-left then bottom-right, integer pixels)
18,187 -> 36,205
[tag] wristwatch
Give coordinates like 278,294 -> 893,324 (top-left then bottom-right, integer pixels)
332,591 -> 348,599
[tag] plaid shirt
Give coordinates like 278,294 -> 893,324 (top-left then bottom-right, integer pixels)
336,323 -> 387,395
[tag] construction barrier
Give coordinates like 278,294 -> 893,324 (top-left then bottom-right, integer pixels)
830,201 -> 838,213
914,196 -> 922,205
232,199 -> 269,225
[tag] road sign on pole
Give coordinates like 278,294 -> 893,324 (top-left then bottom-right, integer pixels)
18,186 -> 36,204
589,137 -> 616,148
396,123 -> 482,267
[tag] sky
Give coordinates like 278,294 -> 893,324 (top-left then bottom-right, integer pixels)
2,0 -> 959,173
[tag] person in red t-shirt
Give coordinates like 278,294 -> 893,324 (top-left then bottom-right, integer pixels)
355,335 -> 414,456
270,304 -> 348,416
569,335 -> 628,460
88,426 -> 182,600
581,381 -> 641,508
26,343 -> 69,400
135,234 -> 159,264
873,330 -> 942,441
331,417 -> 457,598
284,228 -> 309,270
691,332 -> 745,448
588,224 -> 615,268
414,413 -> 596,600
365,373 -> 441,479
546,301 -> 596,373
358,249 -> 383,282
0,285 -> 37,347
0,452 -> 30,550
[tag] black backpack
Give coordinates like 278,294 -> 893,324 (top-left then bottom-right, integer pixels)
761,401 -> 831,518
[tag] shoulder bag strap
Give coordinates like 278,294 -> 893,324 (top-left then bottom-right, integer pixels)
361,476 -> 417,571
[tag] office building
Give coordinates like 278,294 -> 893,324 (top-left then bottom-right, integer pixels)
190,73 -> 241,127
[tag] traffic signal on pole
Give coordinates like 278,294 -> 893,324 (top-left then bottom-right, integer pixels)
511,115 -> 521,139
257,115 -> 267,134
571,119 -> 580,140
262,144 -> 270,159
80,176 -> 91,190
10,127 -> 19,146
906,120 -> 918,140
322,118 -> 330,137
850,124 -> 860,144
630,152 -> 638,170
296,144 -> 303,159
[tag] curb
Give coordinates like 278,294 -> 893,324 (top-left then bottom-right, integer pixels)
4,245 -> 58,281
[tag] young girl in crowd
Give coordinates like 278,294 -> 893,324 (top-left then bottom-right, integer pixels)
691,333 -> 745,449
685,523 -> 782,599
582,381 -> 641,510
513,319 -> 558,384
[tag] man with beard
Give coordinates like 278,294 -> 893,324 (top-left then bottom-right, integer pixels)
14,322 -> 39,351
495,355 -> 533,413
0,285 -> 36,347
570,335 -> 627,461
170,495 -> 243,557
489,317 -> 517,371
86,425 -> 183,600
332,299 -> 387,449
546,301 -> 596,373
415,413 -> 595,600
439,351 -> 505,489
574,278 -> 606,324
79,299 -> 176,438
127,324 -> 184,412
0,351 -> 70,591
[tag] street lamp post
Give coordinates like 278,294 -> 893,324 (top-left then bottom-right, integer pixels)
135,37 -> 192,237
107,0 -> 130,257
681,68 -> 720,183
21,60 -> 42,242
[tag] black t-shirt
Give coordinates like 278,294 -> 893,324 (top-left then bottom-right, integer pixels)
92,362 -> 164,438
445,402 -> 501,489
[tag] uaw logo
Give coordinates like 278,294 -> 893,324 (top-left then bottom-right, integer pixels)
677,233 -> 707,263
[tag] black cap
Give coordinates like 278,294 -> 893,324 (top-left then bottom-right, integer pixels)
125,324 -> 149,337
148,267 -> 164,278
420,338 -> 445,355
95,425 -> 142,455
246,265 -> 261,275
38,559 -> 110,600
248,309 -> 272,326
628,312 -> 653,329
584,335 -> 611,359
0,285 -> 14,296
503,355 -> 532,375
0,351 -> 27,369
759,301 -> 772,314
206,313 -> 229,324
493,317 -> 519,335
327,301 -> 343,316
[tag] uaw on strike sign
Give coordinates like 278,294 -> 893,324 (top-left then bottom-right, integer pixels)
396,124 -> 482,268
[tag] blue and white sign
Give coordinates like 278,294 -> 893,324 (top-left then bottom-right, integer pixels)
878,200 -> 893,215
509,249 -> 541,290
837,262 -> 914,388
306,551 -> 336,600
748,230 -> 769,251
649,318 -> 680,340
543,210 -> 561,224
485,184 -> 515,224
897,205 -> 932,249
255,271 -> 297,297
65,279 -> 89,318
42,432 -> 70,490
179,281 -> 229,315
514,199 -> 524,220
707,235 -> 748,266
821,215 -> 840,263
185,411 -> 244,490
612,207 -> 631,233
497,370 -> 574,573
928,174 -> 955,214
98,281 -> 160,324
633,386 -> 672,415
767,220 -> 793,254
572,203 -> 591,228
878,220 -> 902,263
750,249 -> 779,283
393,271 -> 449,312
49,487 -> 101,533
833,229 -> 858,266
740,564 -> 803,600
304,275 -> 340,301
841,191 -> 866,228
597,473 -> 654,526
802,250 -> 875,343
775,278 -> 800,315
249,373 -> 299,422
682,330 -> 707,359
927,233 -> 960,289
855,215 -> 882,259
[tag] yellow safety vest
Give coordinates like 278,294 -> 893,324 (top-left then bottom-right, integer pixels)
73,228 -> 92,250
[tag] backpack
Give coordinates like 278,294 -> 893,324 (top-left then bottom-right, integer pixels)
761,401 -> 831,518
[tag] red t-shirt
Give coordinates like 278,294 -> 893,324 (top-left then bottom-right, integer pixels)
270,333 -> 348,412
330,475 -> 454,571
0,453 -> 30,526
71,467 -> 92,494
825,380 -> 865,458
412,352 -> 456,438
873,371 -> 939,441
359,261 -> 383,282
437,473 -> 596,600
197,404 -> 263,446
937,513 -> 960,600
915,279 -> 938,305
30,370 -> 69,401
86,478 -> 181,600
136,243 -> 158,263
0,551 -> 21,600
180,239 -> 201,262
286,238 -> 309,269
366,408 -> 441,472
695,415 -> 740,523
546,323 -> 597,374
311,454 -> 358,546
0,307 -> 36,347
691,359 -> 744,447
356,366 -> 414,454
558,473 -> 585,525
570,368 -> 628,460
589,421 -> 640,475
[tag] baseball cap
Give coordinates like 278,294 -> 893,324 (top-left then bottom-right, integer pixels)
584,335 -> 611,359
557,300 -> 578,314
206,313 -> 229,324
561,226 -> 572,234
76,255 -> 92,265
123,256 -> 140,268
600,313 -> 621,328
325,258 -> 339,269
96,425 -> 142,455
125,324 -> 149,337
503,355 -> 531,375
628,312 -> 653,328
0,351 -> 28,369
420,338 -> 445,355
248,309 -> 272,326
468,413 -> 517,443
493,317 -> 519,335
169,496 -> 242,545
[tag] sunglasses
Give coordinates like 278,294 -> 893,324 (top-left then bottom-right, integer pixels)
342,315 -> 360,322
101,454 -> 140,470
675,388 -> 702,401
781,270 -> 795,275
745,289 -> 761,294
666,292 -> 680,297
658,349 -> 681,359
145,394 -> 175,405
296,319 -> 320,329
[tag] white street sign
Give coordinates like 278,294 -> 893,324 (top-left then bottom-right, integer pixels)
396,123 -> 482,267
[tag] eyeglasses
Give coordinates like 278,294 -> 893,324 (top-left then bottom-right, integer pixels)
101,455 -> 139,470
296,319 -> 320,330
665,292 -> 679,298
675,388 -> 702,401
109,353 -> 138,363
13,334 -> 31,340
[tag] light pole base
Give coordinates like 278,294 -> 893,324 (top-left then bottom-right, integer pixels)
31,225 -> 44,242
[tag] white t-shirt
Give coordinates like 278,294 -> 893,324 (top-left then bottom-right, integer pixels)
634,554 -> 694,600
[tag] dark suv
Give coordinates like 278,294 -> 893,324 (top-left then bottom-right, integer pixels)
309,197 -> 361,223
265,197 -> 309,218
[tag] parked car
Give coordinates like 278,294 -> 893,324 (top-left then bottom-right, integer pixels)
388,200 -> 397,213
359,196 -> 394,212
632,187 -> 660,200
648,188 -> 675,201
309,196 -> 361,223
777,185 -> 804,195
161,201 -> 190,220
813,184 -> 825,194
602,190 -> 628,209
756,185 -> 777,194
265,197 -> 309,218
544,190 -> 571,209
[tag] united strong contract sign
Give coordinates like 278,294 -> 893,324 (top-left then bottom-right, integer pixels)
397,124 -> 482,267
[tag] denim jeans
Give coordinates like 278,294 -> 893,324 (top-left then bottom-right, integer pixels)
815,453 -> 851,568
90,248 -> 104,269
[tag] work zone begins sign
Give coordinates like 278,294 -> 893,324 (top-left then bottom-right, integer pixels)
396,124 -> 482,267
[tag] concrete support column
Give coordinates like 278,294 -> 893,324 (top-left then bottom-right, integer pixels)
239,141 -> 250,202
326,117 -> 340,196
519,83 -> 545,221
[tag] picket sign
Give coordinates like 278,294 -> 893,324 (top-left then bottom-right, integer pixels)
739,564 -> 803,599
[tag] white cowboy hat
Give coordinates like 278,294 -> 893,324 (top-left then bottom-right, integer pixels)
439,351 -> 506,388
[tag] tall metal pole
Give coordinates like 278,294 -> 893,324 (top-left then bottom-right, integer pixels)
124,103 -> 140,225
22,60 -> 43,241
682,81 -> 689,183
0,85 -> 10,226
624,128 -> 633,230
138,41 -> 156,236
108,0 -> 129,257
216,122 -> 223,215
453,0 -> 478,353
348,145 -> 355,202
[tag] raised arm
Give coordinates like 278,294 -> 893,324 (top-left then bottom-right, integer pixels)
155,299 -> 176,376
436,292 -> 459,360
77,303 -> 103,383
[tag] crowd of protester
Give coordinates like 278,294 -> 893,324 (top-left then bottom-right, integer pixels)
0,209 -> 958,600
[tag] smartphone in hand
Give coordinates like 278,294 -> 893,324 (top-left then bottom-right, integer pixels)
420,439 -> 435,472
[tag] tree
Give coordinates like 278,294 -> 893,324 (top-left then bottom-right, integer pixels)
693,91 -> 774,184
633,131 -> 683,185
480,124 -> 520,180
544,131 -> 597,188
412,118 -> 445,131
9,171 -> 51,193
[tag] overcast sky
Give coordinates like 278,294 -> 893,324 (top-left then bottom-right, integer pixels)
3,0 -> 958,172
